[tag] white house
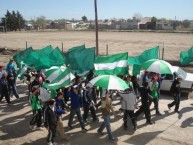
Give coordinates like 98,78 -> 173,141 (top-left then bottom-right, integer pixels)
156,21 -> 173,30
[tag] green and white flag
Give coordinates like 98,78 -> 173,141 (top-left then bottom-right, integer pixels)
43,66 -> 75,90
94,52 -> 128,75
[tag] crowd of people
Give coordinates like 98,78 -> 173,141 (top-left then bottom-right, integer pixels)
0,59 -> 183,145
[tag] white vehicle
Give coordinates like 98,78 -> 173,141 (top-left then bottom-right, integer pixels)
138,66 -> 193,95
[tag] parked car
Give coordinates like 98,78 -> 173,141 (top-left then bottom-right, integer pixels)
138,66 -> 193,96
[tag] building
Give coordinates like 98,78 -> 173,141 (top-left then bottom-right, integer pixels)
139,17 -> 152,29
120,21 -> 139,30
156,20 -> 173,30
65,22 -> 77,30
90,21 -> 111,29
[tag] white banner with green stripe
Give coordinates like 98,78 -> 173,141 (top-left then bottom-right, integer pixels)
43,66 -> 75,90
94,52 -> 128,75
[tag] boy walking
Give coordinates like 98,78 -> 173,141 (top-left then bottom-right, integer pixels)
29,86 -> 42,130
97,91 -> 116,142
44,99 -> 58,145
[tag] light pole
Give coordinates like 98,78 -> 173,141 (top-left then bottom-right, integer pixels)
94,0 -> 99,55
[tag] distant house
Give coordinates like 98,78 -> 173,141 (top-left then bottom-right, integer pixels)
156,20 -> 173,30
120,21 -> 139,30
190,20 -> 193,29
65,22 -> 77,30
139,17 -> 152,29
25,23 -> 33,30
90,21 -> 111,29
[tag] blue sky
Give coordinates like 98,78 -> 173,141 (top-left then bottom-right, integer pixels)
0,0 -> 192,20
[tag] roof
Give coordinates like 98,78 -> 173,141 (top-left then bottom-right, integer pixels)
139,17 -> 152,24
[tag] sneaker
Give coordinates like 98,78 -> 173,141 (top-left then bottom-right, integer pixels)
146,121 -> 153,125
84,120 -> 90,124
68,125 -> 73,130
167,104 -> 171,110
82,128 -> 88,133
109,138 -> 116,143
93,119 -> 99,122
37,127 -> 44,130
123,127 -> 128,130
29,125 -> 33,130
156,112 -> 162,116
133,126 -> 137,131
175,110 -> 180,114
97,130 -> 104,135
48,142 -> 53,145
7,102 -> 13,106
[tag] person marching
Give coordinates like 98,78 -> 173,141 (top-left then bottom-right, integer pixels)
54,92 -> 68,140
119,88 -> 137,131
149,76 -> 162,115
29,86 -> 43,130
168,75 -> 182,113
67,85 -> 87,132
135,81 -> 153,124
83,83 -> 99,123
0,72 -> 11,105
97,91 -> 116,142
44,99 -> 58,145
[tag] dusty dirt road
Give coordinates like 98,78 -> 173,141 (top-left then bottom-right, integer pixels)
0,31 -> 193,61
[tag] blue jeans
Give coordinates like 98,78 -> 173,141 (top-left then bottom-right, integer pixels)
9,84 -> 19,98
98,115 -> 113,140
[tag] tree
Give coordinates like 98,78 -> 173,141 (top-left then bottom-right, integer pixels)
82,15 -> 88,22
151,16 -> 157,23
16,11 -> 25,30
1,10 -> 25,31
36,16 -> 46,29
133,12 -> 142,22
182,20 -> 191,28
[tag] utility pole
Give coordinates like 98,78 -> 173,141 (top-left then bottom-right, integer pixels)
94,0 -> 99,55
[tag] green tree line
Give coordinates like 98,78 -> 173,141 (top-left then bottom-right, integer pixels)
0,10 -> 25,31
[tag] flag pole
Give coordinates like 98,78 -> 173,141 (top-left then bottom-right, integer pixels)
94,0 -> 99,56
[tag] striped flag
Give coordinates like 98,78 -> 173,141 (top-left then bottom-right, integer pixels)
94,52 -> 128,75
43,66 -> 75,90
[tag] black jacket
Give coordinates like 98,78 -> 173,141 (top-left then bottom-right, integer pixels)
170,79 -> 180,94
139,86 -> 151,104
44,106 -> 57,128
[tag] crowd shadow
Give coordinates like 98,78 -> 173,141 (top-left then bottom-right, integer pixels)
178,106 -> 193,119
0,110 -> 34,141
181,117 -> 193,128
124,131 -> 163,145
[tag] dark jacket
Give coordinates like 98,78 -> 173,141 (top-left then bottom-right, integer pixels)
67,91 -> 83,109
0,77 -> 9,91
139,86 -> 151,104
7,72 -> 16,85
170,79 -> 180,94
54,97 -> 65,116
44,106 -> 57,128
83,89 -> 93,106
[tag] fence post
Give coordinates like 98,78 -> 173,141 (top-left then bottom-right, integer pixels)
162,42 -> 164,60
62,42 -> 64,53
26,41 -> 28,49
159,45 -> 160,59
106,44 -> 108,55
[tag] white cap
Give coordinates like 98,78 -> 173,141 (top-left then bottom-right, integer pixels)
86,83 -> 92,88
176,75 -> 183,79
72,85 -> 78,89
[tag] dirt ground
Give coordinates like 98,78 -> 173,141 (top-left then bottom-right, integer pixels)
0,81 -> 193,145
0,31 -> 193,71
0,31 -> 193,145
